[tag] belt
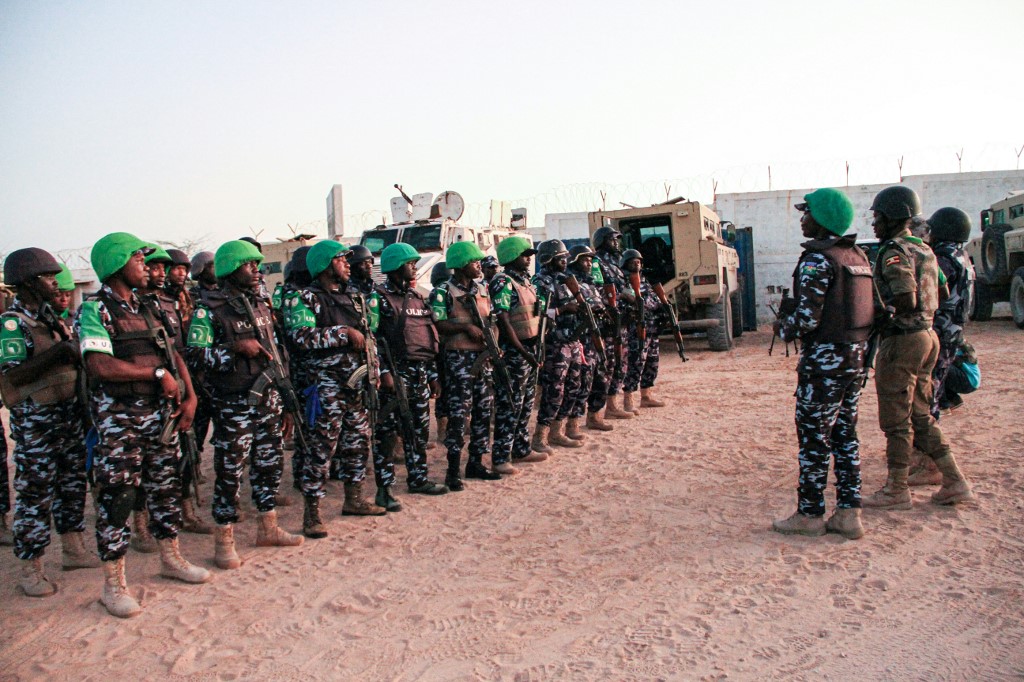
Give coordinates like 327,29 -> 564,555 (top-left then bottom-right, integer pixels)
881,327 -> 928,340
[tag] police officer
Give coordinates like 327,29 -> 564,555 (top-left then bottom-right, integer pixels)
429,262 -> 451,447
864,186 -> 974,509
531,240 -> 584,451
346,244 -> 377,296
481,255 -> 500,286
77,232 -> 209,618
287,240 -> 385,539
371,243 -> 449,506
431,241 -> 502,490
165,249 -> 194,324
589,226 -> 633,420
620,249 -> 665,413
771,189 -> 871,539
566,244 -> 611,435
281,245 -> 313,490
53,263 -> 76,319
1,248 -> 98,597
189,250 -> 218,453
186,240 -> 303,570
489,236 -> 545,472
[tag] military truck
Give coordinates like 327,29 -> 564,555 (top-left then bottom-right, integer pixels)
966,190 -> 1024,328
588,199 -> 742,351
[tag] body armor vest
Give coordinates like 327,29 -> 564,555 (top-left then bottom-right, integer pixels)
793,237 -> 875,344
377,286 -> 439,363
506,275 -> 540,341
148,291 -> 185,350
204,289 -> 274,395
89,290 -> 165,399
444,285 -> 494,352
933,242 -> 971,329
0,310 -> 78,407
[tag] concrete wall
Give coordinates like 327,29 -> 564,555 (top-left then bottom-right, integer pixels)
713,169 -> 1024,324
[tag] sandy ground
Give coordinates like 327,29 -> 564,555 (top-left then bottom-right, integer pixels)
0,320 -> 1022,681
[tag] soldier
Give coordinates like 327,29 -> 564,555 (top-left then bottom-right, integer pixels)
431,241 -> 502,490
0,408 -> 9,547
429,262 -> 451,446
164,249 -> 194,324
76,232 -> 210,618
1,248 -> 99,597
189,250 -> 218,453
566,244 -> 610,435
481,255 -> 500,286
488,236 -> 545,473
371,243 -> 450,507
863,186 -> 974,510
346,244 -> 377,296
53,263 -> 76,319
281,246 -> 313,490
287,240 -> 385,539
620,249 -> 665,412
531,240 -> 585,451
589,226 -> 633,420
771,189 -> 871,539
186,240 -> 304,570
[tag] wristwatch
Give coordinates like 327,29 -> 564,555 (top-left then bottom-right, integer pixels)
154,367 -> 167,381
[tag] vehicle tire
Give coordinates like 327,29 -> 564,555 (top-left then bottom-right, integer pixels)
730,290 -> 743,338
707,287 -> 734,351
969,277 -> 994,322
981,224 -> 1013,284
1010,267 -> 1024,329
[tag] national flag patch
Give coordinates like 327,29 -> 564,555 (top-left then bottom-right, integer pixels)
884,255 -> 901,267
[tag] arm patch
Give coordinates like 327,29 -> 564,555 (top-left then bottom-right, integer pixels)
187,307 -> 214,348
0,316 -> 27,363
77,301 -> 114,356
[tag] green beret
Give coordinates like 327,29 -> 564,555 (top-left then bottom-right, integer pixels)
804,188 -> 855,236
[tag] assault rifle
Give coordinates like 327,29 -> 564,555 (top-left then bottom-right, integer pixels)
564,274 -> 608,367
460,293 -> 514,396
345,292 -> 381,437
378,337 -> 418,448
534,289 -> 551,385
603,282 -> 623,376
652,283 -> 688,362
768,288 -> 797,357
628,271 -> 646,344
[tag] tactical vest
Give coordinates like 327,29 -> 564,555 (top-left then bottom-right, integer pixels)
0,311 -> 78,407
203,290 -> 274,395
793,237 -> 875,344
933,242 -> 971,329
875,236 -> 939,332
306,284 -> 364,362
89,290 -> 166,399
444,285 -> 495,352
148,291 -> 185,350
377,286 -> 439,363
506,275 -> 540,341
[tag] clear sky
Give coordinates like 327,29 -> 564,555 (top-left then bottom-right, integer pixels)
1,0 -> 1021,257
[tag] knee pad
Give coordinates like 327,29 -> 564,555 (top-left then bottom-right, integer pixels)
97,485 -> 138,527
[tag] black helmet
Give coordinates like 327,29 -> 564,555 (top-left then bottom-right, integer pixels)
430,262 -> 450,288
238,236 -> 263,253
537,239 -> 569,265
288,246 -> 312,275
870,185 -> 922,221
568,244 -> 596,264
592,226 -> 622,250
166,249 -> 191,267
619,248 -> 643,268
346,244 -> 373,264
3,247 -> 62,286
927,207 -> 972,243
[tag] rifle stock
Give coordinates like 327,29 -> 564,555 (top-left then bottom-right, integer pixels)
460,293 -> 514,395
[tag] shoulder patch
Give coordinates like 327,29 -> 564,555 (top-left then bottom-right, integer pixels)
884,254 -> 901,267
187,309 -> 214,348
0,316 -> 27,363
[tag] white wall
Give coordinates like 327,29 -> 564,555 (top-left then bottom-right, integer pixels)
714,169 -> 1024,323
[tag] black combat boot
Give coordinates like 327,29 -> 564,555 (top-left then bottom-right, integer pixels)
465,460 -> 501,481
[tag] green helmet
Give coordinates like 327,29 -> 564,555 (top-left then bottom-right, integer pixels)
380,242 -> 419,273
91,232 -> 158,282
798,187 -> 855,236
306,240 -> 350,278
496,236 -> 536,265
214,239 -> 264,279
145,246 -> 174,265
55,263 -> 75,291
445,241 -> 486,270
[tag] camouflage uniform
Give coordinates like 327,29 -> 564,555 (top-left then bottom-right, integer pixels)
777,236 -> 871,516
622,273 -> 662,394
280,282 -> 311,485
930,241 -> 971,419
188,282 -> 219,451
186,283 -> 285,524
76,285 -> 183,561
589,251 -> 629,410
489,270 -> 541,463
566,266 -> 606,419
285,282 -> 370,498
0,415 -> 9,518
431,277 -> 494,471
1,299 -> 89,560
532,268 -> 583,426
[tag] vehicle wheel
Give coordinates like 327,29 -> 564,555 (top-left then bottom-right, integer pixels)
730,291 -> 743,338
707,288 -> 734,351
969,278 -> 994,322
981,224 -> 1013,284
1010,267 -> 1024,329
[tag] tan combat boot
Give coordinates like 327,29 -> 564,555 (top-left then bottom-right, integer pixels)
565,417 -> 587,441
214,524 -> 241,569
342,481 -> 387,516
0,513 -> 13,546
907,449 -> 942,486
61,531 -> 101,570
20,556 -> 57,597
825,508 -> 865,540
255,509 -> 304,547
303,496 -> 327,539
493,462 -> 519,475
159,537 -> 212,584
931,455 -> 975,505
548,420 -> 583,448
586,409 -> 614,432
622,392 -> 640,416
604,394 -> 634,419
531,424 -> 553,454
100,557 -> 141,618
640,387 -> 666,408
862,468 -> 913,510
771,511 -> 826,536
182,498 -> 214,535
130,509 -> 158,553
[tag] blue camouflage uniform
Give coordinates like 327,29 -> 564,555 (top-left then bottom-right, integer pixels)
622,273 -> 662,394
532,267 -> 583,426
589,251 -> 629,410
929,241 -> 971,419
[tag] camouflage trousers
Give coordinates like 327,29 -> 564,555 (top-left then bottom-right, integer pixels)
433,355 -> 449,420
568,339 -> 599,419
794,372 -> 864,516
929,332 -> 959,420
374,361 -> 433,489
624,325 -> 660,393
91,393 -> 181,561
192,386 -> 213,456
537,340 -> 583,426
9,399 -> 88,560
210,389 -> 285,524
0,418 -> 9,515
589,327 -> 627,410
302,374 -> 369,498
443,350 -> 493,468
493,343 -> 537,465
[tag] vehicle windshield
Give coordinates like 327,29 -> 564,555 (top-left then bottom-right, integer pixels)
361,229 -> 399,255
360,224 -> 442,255
618,215 -> 674,285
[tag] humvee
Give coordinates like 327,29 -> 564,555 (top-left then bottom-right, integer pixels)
966,190 -> 1024,327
